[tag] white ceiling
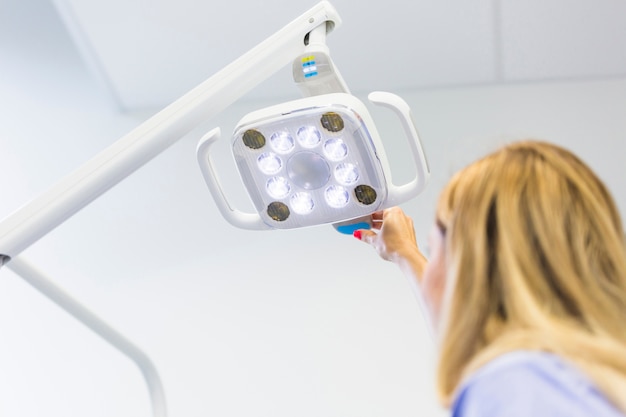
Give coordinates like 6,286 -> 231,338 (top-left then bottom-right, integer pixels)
10,0 -> 625,112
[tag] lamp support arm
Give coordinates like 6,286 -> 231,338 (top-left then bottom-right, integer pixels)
0,3 -> 342,416
6,257 -> 168,417
0,1 -> 341,260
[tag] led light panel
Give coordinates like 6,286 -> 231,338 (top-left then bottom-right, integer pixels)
232,95 -> 387,229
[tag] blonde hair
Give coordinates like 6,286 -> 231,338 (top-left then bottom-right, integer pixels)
435,140 -> 626,410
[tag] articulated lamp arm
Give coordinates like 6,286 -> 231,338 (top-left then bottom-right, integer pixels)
0,1 -> 341,261
0,3 -> 342,417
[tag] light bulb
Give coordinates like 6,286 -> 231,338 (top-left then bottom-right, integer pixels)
323,138 -> 348,161
297,126 -> 321,148
270,131 -> 295,154
325,185 -> 349,208
334,162 -> 359,185
257,152 -> 282,174
290,192 -> 315,214
266,177 -> 291,199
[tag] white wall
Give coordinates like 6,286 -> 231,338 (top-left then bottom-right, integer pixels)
1,18 -> 625,415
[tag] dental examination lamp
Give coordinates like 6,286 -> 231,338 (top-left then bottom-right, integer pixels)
197,33 -> 429,233
0,2 -> 429,417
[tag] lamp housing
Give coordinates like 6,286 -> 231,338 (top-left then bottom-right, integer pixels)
197,92 -> 429,231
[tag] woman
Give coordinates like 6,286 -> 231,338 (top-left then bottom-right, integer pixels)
355,140 -> 626,415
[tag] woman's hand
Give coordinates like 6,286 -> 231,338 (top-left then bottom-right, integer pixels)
354,207 -> 422,265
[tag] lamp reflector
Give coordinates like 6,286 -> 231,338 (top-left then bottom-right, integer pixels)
287,151 -> 330,190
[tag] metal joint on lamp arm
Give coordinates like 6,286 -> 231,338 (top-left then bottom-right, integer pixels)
293,21 -> 349,97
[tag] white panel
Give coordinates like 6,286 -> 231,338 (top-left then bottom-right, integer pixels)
55,0 -> 497,111
500,0 -> 626,81
54,0 -> 309,111
0,0 -> 89,90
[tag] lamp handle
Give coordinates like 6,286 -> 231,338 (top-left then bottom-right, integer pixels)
196,128 -> 270,230
367,91 -> 430,206
332,92 -> 430,235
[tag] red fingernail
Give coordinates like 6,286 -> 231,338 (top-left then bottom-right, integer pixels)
353,230 -> 362,240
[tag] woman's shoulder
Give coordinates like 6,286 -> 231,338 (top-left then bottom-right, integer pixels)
451,350 -> 623,417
